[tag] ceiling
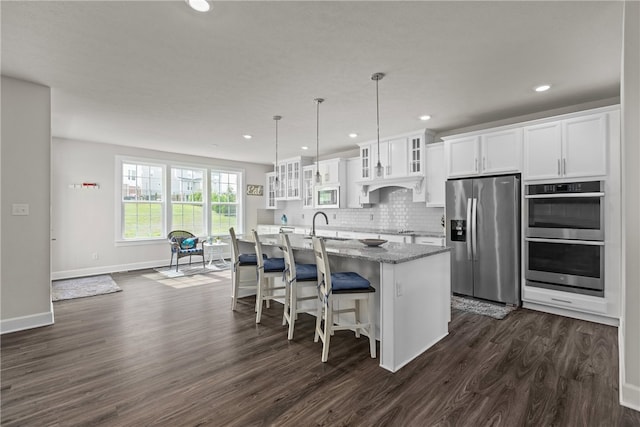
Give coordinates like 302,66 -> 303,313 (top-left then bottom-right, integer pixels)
1,1 -> 624,165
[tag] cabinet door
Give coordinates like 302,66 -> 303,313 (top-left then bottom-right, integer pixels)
265,172 -> 277,209
318,159 -> 340,185
425,142 -> 445,207
302,166 -> 315,208
387,138 -> 408,178
276,163 -> 287,199
408,135 -> 424,175
562,113 -> 607,178
360,145 -> 372,180
523,122 -> 562,180
480,128 -> 522,175
445,136 -> 480,178
346,158 -> 362,208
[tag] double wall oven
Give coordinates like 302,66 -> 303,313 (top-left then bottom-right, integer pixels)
525,181 -> 605,296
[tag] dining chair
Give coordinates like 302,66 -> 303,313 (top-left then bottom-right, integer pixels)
252,230 -> 286,324
311,236 -> 376,362
229,227 -> 263,311
280,232 -> 318,340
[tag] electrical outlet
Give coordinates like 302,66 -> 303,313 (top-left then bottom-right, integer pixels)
92,252 -> 99,260
395,282 -> 403,297
370,214 -> 374,221
333,214 -> 337,220
301,214 -> 304,219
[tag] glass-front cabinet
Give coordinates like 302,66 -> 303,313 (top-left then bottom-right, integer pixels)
409,135 -> 423,175
302,165 -> 316,208
360,145 -> 371,180
265,172 -> 277,209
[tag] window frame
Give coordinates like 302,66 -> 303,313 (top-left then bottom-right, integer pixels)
116,156 -> 244,245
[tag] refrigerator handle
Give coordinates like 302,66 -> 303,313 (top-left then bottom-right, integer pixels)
472,198 -> 478,260
466,198 -> 472,260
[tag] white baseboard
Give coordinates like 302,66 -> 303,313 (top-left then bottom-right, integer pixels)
621,381 -> 640,411
1,309 -> 54,335
51,259 -> 168,280
522,302 -> 619,326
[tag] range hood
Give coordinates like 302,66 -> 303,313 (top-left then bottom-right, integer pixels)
357,175 -> 425,201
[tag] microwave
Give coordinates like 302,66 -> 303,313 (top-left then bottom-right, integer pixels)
316,186 -> 340,208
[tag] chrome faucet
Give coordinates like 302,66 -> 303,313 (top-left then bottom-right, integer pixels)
311,211 -> 328,237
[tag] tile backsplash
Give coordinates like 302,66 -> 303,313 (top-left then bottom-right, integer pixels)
264,187 -> 444,232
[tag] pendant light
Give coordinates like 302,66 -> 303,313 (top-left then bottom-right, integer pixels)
372,72 -> 385,178
273,115 -> 282,184
314,98 -> 325,184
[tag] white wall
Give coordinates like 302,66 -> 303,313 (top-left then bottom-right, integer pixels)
1,76 -> 53,333
621,0 -> 640,411
51,138 -> 270,279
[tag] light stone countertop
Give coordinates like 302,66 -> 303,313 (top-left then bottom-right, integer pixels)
240,233 -> 450,265
258,224 -> 445,239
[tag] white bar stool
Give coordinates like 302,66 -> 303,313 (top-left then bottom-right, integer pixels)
280,232 -> 318,340
252,230 -> 287,324
229,227 -> 262,311
311,236 -> 376,362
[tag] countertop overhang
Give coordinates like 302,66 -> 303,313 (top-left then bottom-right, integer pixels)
242,233 -> 450,264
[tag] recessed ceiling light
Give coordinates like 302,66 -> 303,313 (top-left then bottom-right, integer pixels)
186,0 -> 210,12
242,134 -> 252,140
419,115 -> 431,121
534,84 -> 551,92
348,133 -> 358,138
301,146 -> 309,150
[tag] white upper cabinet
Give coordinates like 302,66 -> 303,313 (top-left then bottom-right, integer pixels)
445,136 -> 480,178
425,142 -> 445,207
524,113 -> 607,181
562,114 -> 607,178
408,134 -> 424,175
265,172 -> 278,209
272,156 -> 312,201
523,122 -> 563,180
317,158 -> 343,185
359,145 -> 372,180
359,131 -> 431,181
445,129 -> 522,179
480,128 -> 523,175
302,165 -> 316,209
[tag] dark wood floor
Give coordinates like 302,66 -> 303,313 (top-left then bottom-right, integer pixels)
2,268 -> 639,426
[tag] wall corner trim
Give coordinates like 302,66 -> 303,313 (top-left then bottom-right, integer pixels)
1,310 -> 54,335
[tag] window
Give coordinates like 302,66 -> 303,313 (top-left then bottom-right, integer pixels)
118,158 -> 243,241
210,171 -> 239,235
171,167 -> 205,236
121,162 -> 164,239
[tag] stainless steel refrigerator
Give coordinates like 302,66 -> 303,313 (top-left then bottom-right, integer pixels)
445,174 -> 521,305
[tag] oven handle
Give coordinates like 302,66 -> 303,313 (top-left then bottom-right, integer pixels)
524,192 -> 604,199
466,198 -> 472,260
525,237 -> 605,246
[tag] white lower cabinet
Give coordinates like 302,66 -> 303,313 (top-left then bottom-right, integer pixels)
379,233 -> 410,244
414,236 -> 445,246
522,285 -> 608,315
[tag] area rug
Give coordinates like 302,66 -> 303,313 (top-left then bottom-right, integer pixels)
451,295 -> 517,320
52,275 -> 122,301
154,262 -> 230,278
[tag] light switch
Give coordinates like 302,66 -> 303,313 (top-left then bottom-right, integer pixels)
12,204 -> 29,216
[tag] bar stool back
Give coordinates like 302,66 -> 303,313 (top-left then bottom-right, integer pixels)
311,236 -> 376,362
253,230 -> 287,324
280,233 -> 318,340
229,227 -> 261,311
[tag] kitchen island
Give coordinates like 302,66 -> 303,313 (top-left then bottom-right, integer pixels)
238,233 -> 451,372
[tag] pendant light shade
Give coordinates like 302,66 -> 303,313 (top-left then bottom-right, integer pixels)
372,72 -> 385,178
314,98 -> 325,184
273,115 -> 282,184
